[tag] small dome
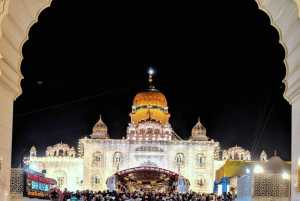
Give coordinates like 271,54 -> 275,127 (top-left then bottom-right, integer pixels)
192,118 -> 206,136
91,115 -> 109,139
92,115 -> 108,134
53,142 -> 70,149
30,146 -> 36,151
191,118 -> 208,141
263,154 -> 290,173
222,145 -> 251,160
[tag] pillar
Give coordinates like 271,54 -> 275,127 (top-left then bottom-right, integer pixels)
292,99 -> 300,200
222,178 -> 227,193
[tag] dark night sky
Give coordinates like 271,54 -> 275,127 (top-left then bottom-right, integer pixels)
11,0 -> 291,167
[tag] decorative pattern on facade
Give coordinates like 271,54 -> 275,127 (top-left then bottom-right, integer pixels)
237,173 -> 291,198
237,174 -> 253,198
253,174 -> 290,197
10,169 -> 24,193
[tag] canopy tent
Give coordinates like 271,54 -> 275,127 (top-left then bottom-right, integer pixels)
106,166 -> 190,192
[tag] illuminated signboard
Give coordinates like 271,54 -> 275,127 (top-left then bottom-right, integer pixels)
23,172 -> 51,199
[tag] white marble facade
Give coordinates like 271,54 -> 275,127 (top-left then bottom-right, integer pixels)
28,119 -> 217,192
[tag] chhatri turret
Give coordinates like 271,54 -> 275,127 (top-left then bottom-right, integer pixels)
190,117 -> 208,141
90,115 -> 110,139
260,150 -> 268,162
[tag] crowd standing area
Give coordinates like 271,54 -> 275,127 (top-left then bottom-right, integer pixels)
49,188 -> 234,201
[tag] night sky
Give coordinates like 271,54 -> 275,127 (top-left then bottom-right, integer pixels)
11,0 -> 291,167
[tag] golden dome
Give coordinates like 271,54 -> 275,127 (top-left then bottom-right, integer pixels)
130,69 -> 170,125
133,85 -> 168,108
192,118 -> 206,136
92,115 -> 108,134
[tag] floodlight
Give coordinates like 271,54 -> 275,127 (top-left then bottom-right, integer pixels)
253,165 -> 263,173
282,172 -> 289,179
245,167 -> 250,174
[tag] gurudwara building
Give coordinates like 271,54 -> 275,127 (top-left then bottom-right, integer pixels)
27,71 -> 251,193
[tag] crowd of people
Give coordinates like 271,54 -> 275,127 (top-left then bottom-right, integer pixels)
49,188 -> 235,201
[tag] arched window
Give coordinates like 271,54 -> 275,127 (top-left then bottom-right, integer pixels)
175,153 -> 185,164
92,152 -> 102,165
54,151 -> 57,156
59,150 -> 63,156
54,170 -> 67,187
196,175 -> 205,188
140,128 -> 145,134
154,129 -> 160,134
91,174 -> 101,185
146,128 -> 152,134
130,130 -> 135,134
113,152 -> 123,165
196,153 -> 205,167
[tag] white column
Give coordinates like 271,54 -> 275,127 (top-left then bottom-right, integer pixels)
292,99 -> 300,200
0,0 -> 53,199
0,86 -> 13,201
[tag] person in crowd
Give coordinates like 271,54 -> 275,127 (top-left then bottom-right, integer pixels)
50,188 -> 59,201
227,192 -> 232,201
222,191 -> 228,201
57,189 -> 64,201
63,188 -> 68,201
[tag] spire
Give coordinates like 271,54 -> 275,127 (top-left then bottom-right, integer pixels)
148,68 -> 153,85
99,114 -> 102,119
274,150 -> 277,156
198,117 -> 200,122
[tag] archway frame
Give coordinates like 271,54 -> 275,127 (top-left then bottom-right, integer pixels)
0,0 -> 300,200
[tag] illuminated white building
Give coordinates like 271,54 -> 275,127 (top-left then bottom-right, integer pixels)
29,71 -> 225,192
222,145 -> 251,161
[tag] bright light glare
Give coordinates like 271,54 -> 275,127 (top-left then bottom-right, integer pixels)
282,172 -> 289,179
30,163 -> 37,171
246,168 -> 250,174
253,165 -> 263,173
148,68 -> 153,75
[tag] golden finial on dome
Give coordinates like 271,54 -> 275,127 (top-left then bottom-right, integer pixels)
148,68 -> 153,84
